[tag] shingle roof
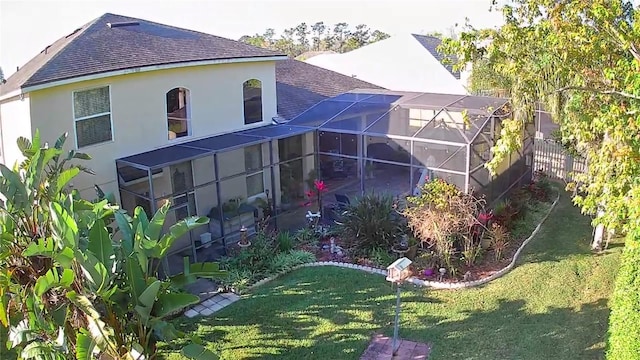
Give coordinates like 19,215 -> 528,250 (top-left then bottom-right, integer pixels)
0,13 -> 284,95
411,34 -> 461,80
275,59 -> 383,120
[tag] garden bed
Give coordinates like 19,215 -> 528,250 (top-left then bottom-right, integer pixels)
218,177 -> 558,292
299,177 -> 558,284
415,194 -> 557,283
298,192 -> 556,284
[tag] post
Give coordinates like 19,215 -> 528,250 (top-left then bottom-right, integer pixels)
213,153 -> 226,255
359,134 -> 365,195
269,140 -> 277,230
392,282 -> 401,355
465,143 -> 470,193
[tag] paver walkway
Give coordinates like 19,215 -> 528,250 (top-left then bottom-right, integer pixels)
183,292 -> 241,318
360,334 -> 431,360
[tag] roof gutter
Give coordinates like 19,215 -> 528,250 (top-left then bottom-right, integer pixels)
0,89 -> 25,102
21,55 -> 288,93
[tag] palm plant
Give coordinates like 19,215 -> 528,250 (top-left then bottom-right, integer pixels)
0,132 -> 224,359
338,193 -> 405,255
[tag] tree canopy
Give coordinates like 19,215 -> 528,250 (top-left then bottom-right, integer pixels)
441,2 -> 640,357
239,22 -> 390,58
442,0 -> 640,237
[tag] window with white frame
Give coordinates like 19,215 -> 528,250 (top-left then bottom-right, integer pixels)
166,87 -> 190,139
73,86 -> 113,148
245,144 -> 264,197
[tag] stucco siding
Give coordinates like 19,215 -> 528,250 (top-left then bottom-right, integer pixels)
28,61 -> 278,199
0,96 -> 32,168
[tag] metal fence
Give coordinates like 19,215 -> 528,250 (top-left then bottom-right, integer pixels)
533,139 -> 588,181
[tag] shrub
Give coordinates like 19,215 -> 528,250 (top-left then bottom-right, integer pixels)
412,251 -> 436,272
220,233 -> 316,291
404,179 -> 485,275
220,268 -> 253,293
536,177 -> 553,200
338,193 -> 405,254
487,223 -> 510,261
219,231 -> 276,278
528,178 -> 552,202
269,250 -> 316,273
461,234 -> 483,266
276,231 -> 295,252
606,237 -> 640,359
295,228 -> 318,246
492,199 -> 520,229
509,188 -> 531,215
367,247 -> 395,268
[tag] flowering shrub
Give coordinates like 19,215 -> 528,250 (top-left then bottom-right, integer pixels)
303,179 -> 328,212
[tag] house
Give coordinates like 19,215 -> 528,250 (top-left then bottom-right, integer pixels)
275,58 -> 383,120
0,12 -> 287,198
305,34 -> 469,95
0,13 -> 381,270
0,13 -> 530,273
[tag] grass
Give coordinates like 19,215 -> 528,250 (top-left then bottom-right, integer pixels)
161,192 -> 622,360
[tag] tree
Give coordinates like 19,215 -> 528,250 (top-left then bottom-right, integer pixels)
239,22 -> 391,56
441,1 -> 639,357
344,24 -> 371,52
263,28 -> 276,47
370,29 -> 390,43
332,22 -> 350,52
424,31 -> 444,39
441,0 -> 639,245
311,21 -> 326,51
294,22 -> 310,50
0,132 -> 224,359
467,57 -> 513,96
238,33 -> 266,48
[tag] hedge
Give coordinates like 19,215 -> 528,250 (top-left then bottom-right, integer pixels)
606,234 -> 640,359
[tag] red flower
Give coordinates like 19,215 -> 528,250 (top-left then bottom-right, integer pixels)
305,190 -> 315,199
478,212 -> 493,222
314,179 -> 327,193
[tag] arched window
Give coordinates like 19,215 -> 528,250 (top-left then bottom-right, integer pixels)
166,87 -> 190,139
243,79 -> 262,125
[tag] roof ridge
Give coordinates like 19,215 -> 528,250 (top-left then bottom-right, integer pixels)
102,12 -> 280,55
3,12 -> 284,94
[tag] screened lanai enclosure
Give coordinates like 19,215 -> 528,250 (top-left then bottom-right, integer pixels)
116,90 -> 534,275
287,90 -> 534,203
116,126 -> 318,276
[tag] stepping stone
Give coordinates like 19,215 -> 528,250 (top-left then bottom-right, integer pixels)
200,308 -> 215,316
184,309 -> 199,318
360,334 -> 431,360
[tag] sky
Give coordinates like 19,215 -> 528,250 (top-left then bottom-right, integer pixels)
0,0 -> 504,79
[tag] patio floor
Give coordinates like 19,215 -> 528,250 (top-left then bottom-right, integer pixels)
324,166 -> 421,201
361,334 -> 431,360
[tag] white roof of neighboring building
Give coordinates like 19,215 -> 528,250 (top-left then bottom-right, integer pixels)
306,34 -> 469,95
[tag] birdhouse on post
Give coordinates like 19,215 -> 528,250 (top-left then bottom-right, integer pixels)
386,257 -> 413,284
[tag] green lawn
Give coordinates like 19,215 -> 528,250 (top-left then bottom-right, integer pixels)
161,193 -> 622,360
